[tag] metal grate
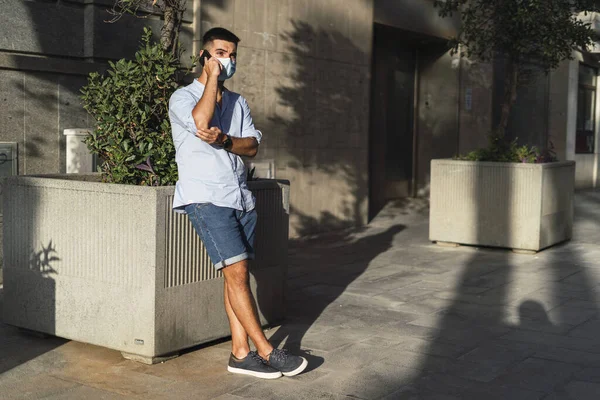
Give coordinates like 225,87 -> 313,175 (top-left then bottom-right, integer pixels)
163,184 -> 288,288
164,196 -> 220,288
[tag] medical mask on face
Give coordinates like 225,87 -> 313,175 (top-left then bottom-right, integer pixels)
217,57 -> 236,81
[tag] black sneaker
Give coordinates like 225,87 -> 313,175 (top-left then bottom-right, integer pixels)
227,351 -> 282,379
267,348 -> 308,377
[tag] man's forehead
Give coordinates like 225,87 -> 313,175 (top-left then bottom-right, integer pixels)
207,39 -> 237,52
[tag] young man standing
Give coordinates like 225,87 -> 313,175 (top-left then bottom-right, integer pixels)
168,28 -> 307,379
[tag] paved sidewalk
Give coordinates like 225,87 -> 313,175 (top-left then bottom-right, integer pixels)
2,191 -> 600,399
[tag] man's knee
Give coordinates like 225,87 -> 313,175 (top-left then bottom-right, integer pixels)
223,261 -> 249,288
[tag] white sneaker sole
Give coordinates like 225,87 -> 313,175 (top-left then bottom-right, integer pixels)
282,357 -> 308,377
227,366 -> 282,379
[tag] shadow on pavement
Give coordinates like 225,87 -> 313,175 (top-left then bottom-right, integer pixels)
267,224 -> 405,372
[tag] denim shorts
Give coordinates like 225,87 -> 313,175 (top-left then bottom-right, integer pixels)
184,203 -> 257,270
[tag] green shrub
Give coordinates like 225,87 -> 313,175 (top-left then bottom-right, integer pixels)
454,135 -> 558,164
81,27 -> 189,186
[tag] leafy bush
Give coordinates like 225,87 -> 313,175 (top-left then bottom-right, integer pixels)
81,27 -> 188,186
455,135 -> 558,164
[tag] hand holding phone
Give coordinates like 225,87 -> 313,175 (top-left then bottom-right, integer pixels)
200,50 -> 222,78
199,50 -> 211,66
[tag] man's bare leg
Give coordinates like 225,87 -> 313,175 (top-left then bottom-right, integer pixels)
224,279 -> 251,358
222,259 -> 274,359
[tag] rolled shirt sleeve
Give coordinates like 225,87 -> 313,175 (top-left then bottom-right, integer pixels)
169,90 -> 198,136
240,97 -> 262,144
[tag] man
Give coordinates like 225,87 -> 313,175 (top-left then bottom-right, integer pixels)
168,27 -> 307,380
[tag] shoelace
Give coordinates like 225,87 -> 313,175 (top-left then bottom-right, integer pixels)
269,348 -> 289,364
248,351 -> 269,365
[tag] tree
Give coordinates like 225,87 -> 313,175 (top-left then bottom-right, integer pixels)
107,0 -> 187,56
435,0 -> 600,139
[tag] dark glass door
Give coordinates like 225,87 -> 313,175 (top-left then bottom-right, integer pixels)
369,24 -> 416,219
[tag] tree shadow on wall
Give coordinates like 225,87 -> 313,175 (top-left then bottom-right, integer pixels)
267,20 -> 370,236
254,19 -> 402,372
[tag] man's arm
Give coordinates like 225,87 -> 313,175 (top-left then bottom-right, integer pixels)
191,56 -> 221,130
196,127 -> 258,157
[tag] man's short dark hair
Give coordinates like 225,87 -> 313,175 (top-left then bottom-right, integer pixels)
202,27 -> 241,47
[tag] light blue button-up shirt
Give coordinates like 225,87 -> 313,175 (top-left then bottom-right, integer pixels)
168,80 -> 262,213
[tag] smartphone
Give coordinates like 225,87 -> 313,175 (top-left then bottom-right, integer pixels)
199,51 -> 212,66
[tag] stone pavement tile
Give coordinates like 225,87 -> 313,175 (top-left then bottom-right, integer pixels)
229,378 -> 356,400
362,347 -> 457,374
309,303 -> 422,331
407,313 -> 511,337
351,263 -> 428,282
39,384 -> 134,400
266,321 -> 336,348
379,386 -> 462,400
293,326 -> 375,352
509,319 -> 574,335
339,274 -> 427,296
544,380 -> 600,400
0,374 -> 80,400
381,297 -> 451,316
124,351 -> 257,398
404,278 -> 490,294
560,299 -> 599,310
373,320 -> 452,343
0,326 -> 69,374
308,360 -> 419,400
507,288 -> 574,310
546,305 -> 598,326
373,286 -> 438,304
502,329 -> 600,354
560,271 -> 600,286
461,269 -> 515,289
50,363 -> 184,398
413,372 -> 546,400
454,343 -> 535,382
211,395 -> 245,400
575,367 -> 600,383
533,347 -> 600,368
568,318 -> 600,339
361,335 -> 469,359
322,341 -> 425,372
493,357 -> 581,392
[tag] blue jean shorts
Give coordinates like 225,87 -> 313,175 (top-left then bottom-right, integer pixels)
184,203 -> 257,270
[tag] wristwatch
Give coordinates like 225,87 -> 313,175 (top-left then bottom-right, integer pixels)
222,134 -> 233,150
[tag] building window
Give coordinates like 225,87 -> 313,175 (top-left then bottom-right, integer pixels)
576,64 -> 597,154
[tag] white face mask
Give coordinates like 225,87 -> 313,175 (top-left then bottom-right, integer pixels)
217,57 -> 236,81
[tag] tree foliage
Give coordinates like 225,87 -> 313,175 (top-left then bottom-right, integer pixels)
435,0 -> 600,140
81,28 -> 189,186
107,0 -> 186,55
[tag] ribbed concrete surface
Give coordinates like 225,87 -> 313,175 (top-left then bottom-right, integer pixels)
430,160 -> 575,251
2,175 -> 289,359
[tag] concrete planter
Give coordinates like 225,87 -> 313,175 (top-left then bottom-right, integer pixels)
2,174 -> 289,363
429,159 -> 575,252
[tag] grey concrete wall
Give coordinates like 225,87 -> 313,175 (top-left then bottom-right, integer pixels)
0,0 -> 196,177
201,0 -> 374,237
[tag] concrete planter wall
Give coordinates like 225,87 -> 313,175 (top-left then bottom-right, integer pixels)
2,174 -> 289,363
429,160 -> 575,252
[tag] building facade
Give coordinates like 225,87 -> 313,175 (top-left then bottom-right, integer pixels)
1,0 -> 599,242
